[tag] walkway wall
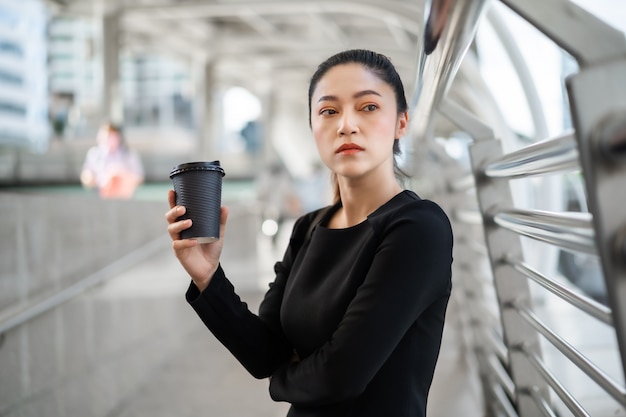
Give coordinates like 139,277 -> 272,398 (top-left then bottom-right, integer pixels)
0,191 -> 259,416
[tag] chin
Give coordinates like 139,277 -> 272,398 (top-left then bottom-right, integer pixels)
335,168 -> 368,180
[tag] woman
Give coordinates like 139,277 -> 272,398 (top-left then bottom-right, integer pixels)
165,49 -> 453,417
80,122 -> 144,199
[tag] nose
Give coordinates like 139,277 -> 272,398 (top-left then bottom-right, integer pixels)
337,111 -> 358,136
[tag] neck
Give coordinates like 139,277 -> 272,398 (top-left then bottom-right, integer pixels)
334,175 -> 402,228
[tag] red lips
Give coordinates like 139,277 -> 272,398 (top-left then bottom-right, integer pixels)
336,143 -> 364,154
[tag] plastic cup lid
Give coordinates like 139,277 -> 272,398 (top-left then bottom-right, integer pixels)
169,161 -> 225,178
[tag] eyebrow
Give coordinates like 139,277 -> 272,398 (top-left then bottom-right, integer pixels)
317,89 -> 382,103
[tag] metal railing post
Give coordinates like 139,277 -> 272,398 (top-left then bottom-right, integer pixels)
469,138 -> 549,416
567,58 -> 626,384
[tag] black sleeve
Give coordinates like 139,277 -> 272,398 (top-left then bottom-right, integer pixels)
185,213 -> 315,379
268,202 -> 453,405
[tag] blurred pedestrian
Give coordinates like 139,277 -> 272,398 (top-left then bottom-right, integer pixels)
80,122 -> 144,199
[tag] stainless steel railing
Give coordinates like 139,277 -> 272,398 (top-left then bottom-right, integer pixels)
411,0 -> 626,415
482,132 -> 579,179
507,260 -> 611,326
492,208 -> 595,255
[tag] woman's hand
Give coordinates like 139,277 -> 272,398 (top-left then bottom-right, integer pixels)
80,169 -> 96,188
165,189 -> 229,292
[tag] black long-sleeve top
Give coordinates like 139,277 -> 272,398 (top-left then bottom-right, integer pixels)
186,190 -> 453,416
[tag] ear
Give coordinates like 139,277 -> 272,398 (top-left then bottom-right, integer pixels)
395,111 -> 409,138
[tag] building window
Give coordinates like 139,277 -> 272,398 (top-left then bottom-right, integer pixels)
0,40 -> 23,57
0,101 -> 27,116
0,70 -> 23,86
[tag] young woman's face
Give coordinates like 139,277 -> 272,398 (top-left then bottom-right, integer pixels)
310,63 -> 407,183
99,128 -> 122,153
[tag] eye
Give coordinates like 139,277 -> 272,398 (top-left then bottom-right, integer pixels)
320,108 -> 337,116
362,104 -> 378,112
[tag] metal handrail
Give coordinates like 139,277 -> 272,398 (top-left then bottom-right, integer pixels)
521,345 -> 591,417
492,208 -> 596,255
508,259 -> 613,326
449,173 -> 475,192
513,301 -> 626,406
410,0 -> 490,144
454,207 -> 483,225
493,384 -> 519,417
0,235 -> 169,336
500,0 -> 626,66
483,131 -> 579,179
487,354 -> 515,399
484,327 -> 509,364
526,386 -> 558,417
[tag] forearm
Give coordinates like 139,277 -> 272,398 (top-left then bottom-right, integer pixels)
187,266 -> 292,378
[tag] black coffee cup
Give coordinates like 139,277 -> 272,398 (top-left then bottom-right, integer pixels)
169,161 -> 225,243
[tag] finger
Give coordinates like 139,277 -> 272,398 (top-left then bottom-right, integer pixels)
168,189 -> 177,208
167,218 -> 192,240
165,205 -> 186,224
172,237 -> 198,252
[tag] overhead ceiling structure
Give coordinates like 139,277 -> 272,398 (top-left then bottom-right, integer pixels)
45,0 -> 426,96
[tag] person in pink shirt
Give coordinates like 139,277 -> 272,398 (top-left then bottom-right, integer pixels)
80,123 -> 144,199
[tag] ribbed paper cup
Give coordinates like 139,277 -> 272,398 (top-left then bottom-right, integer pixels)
169,161 -> 225,243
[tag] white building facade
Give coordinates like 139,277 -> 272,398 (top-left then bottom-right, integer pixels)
0,0 -> 49,151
